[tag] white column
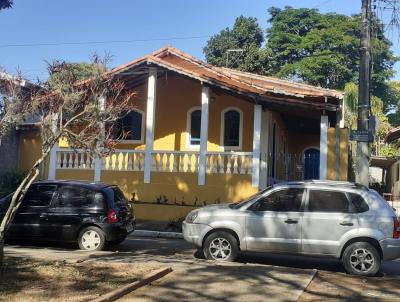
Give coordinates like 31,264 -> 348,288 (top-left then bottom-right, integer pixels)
252,105 -> 262,188
319,115 -> 329,180
198,86 -> 210,185
144,67 -> 157,183
48,113 -> 58,180
259,110 -> 270,189
94,96 -> 105,182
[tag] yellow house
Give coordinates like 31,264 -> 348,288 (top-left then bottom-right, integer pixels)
18,47 -> 349,221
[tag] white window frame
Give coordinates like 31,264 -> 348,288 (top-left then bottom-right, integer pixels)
186,106 -> 202,150
118,108 -> 145,144
220,107 -> 243,151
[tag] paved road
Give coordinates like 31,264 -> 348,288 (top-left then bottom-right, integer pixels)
4,235 -> 400,301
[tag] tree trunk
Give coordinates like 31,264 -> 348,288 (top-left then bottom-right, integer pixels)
0,238 -> 4,271
0,148 -> 50,267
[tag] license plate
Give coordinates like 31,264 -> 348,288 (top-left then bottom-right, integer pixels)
126,222 -> 133,232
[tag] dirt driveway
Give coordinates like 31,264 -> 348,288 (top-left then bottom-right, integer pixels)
4,235 -> 400,302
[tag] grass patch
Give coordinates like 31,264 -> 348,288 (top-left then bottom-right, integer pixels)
0,257 -> 160,302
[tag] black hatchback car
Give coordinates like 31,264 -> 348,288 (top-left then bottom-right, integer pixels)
0,180 -> 135,251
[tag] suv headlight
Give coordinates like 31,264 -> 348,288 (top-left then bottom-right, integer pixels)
186,211 -> 198,223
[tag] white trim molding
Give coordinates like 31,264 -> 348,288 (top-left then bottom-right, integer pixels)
117,108 -> 146,145
220,106 -> 243,151
198,87 -> 209,185
185,106 -> 202,150
144,67 -> 157,183
252,105 -> 262,188
319,115 -> 329,180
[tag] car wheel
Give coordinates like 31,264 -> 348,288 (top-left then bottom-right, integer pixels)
342,242 -> 381,276
203,231 -> 238,262
78,226 -> 106,251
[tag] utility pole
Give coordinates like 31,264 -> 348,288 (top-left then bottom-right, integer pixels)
356,0 -> 372,186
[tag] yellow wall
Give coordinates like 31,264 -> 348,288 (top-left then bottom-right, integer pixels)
327,127 -> 349,181
18,130 -> 42,173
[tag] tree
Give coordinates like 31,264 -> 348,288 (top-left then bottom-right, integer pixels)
266,7 -> 397,96
203,7 -> 397,114
344,82 -> 398,156
0,0 -> 13,10
0,57 -> 135,265
203,16 -> 269,74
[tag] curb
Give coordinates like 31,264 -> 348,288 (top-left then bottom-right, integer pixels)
295,269 -> 318,301
132,230 -> 183,239
90,267 -> 173,302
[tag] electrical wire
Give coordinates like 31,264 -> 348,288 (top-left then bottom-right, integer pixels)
0,35 -> 212,48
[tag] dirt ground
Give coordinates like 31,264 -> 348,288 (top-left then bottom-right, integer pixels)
0,257 -> 161,302
299,271 -> 400,302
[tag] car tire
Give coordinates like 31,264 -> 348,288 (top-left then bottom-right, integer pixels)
78,226 -> 106,251
203,231 -> 238,262
342,241 -> 381,276
108,237 -> 126,246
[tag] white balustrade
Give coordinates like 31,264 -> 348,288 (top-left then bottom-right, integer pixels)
55,149 -> 253,175
206,152 -> 253,175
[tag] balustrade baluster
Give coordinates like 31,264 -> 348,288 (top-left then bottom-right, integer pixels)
240,155 -> 245,174
233,155 -> 238,174
219,154 -> 225,174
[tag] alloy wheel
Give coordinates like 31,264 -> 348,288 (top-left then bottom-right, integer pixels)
209,237 -> 232,260
349,248 -> 375,273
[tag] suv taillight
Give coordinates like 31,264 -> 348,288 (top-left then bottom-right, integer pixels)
107,209 -> 119,224
393,217 -> 400,239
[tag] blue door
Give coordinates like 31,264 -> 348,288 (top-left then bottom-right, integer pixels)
304,148 -> 320,180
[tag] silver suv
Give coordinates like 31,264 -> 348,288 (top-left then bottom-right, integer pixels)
183,181 -> 400,276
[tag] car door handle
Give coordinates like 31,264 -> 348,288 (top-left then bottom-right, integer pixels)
40,213 -> 48,220
340,221 -> 354,226
284,219 -> 298,224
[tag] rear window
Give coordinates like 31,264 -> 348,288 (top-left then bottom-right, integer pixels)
103,187 -> 128,208
56,186 -> 105,209
347,192 -> 369,213
308,190 -> 350,213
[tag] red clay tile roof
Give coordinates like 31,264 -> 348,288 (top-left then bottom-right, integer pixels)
385,126 -> 400,144
110,46 -> 343,104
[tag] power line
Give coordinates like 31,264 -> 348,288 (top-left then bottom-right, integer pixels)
0,35 -> 212,48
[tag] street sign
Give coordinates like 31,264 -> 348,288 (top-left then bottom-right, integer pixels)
350,130 -> 374,142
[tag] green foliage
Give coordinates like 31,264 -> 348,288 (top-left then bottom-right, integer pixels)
203,16 -> 269,74
204,7 -> 398,116
266,7 -> 396,94
0,0 -> 13,10
45,62 -> 106,90
0,171 -> 26,198
380,145 -> 400,157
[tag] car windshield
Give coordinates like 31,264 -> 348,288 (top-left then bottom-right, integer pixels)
230,186 -> 272,209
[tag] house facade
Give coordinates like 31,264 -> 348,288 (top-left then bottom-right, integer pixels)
17,47 -> 349,221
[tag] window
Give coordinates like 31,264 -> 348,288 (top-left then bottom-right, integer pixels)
56,186 -> 104,208
308,190 -> 350,213
396,163 -> 400,182
104,187 -> 128,208
22,185 -> 57,207
221,108 -> 242,149
347,192 -> 369,213
250,188 -> 304,212
187,107 -> 201,147
112,110 -> 144,142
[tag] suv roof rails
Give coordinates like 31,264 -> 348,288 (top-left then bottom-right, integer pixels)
279,180 -> 369,190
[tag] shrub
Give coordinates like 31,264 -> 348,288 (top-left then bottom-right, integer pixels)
0,171 -> 27,198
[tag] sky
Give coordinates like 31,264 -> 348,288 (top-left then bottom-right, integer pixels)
0,0 -> 397,82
